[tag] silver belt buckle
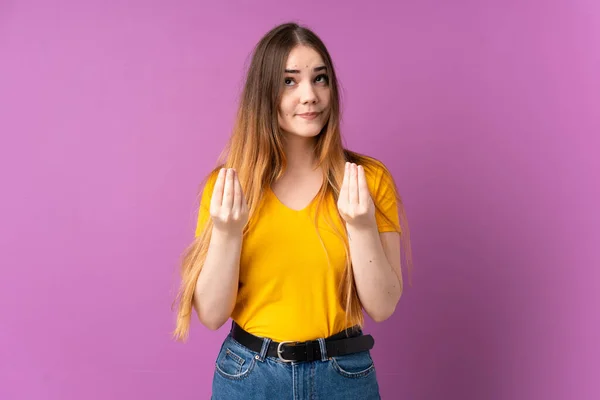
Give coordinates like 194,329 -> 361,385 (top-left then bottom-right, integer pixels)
277,341 -> 297,363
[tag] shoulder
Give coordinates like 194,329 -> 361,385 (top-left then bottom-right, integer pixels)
345,150 -> 390,174
201,166 -> 224,191
345,151 -> 396,193
198,165 -> 225,205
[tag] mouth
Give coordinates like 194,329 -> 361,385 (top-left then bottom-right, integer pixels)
296,112 -> 321,120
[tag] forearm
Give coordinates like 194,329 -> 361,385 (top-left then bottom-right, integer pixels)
347,223 -> 402,321
193,228 -> 242,330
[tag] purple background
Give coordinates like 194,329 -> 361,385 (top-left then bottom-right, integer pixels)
1,1 -> 598,399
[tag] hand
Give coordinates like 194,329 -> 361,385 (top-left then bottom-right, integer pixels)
337,162 -> 376,229
210,168 -> 249,234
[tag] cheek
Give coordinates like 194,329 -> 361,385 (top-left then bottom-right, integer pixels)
279,100 -> 294,119
278,105 -> 292,127
319,89 -> 332,106
278,108 -> 290,120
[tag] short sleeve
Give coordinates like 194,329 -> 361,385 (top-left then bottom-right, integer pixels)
194,170 -> 219,238
370,163 -> 401,233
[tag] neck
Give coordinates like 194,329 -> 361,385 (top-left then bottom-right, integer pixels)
281,133 -> 319,173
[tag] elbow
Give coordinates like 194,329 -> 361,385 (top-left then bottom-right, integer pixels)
368,306 -> 395,323
197,312 -> 229,331
366,293 -> 402,323
194,306 -> 230,331
203,318 -> 227,331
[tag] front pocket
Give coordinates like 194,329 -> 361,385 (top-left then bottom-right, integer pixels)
330,351 -> 375,378
215,345 -> 257,380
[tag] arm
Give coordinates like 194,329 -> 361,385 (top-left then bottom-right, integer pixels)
193,228 -> 242,330
193,168 -> 248,330
346,225 -> 402,322
338,162 -> 403,322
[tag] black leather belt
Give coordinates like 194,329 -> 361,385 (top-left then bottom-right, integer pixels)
230,322 -> 375,362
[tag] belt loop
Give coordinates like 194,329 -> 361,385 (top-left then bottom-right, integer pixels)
258,337 -> 271,362
317,338 -> 328,361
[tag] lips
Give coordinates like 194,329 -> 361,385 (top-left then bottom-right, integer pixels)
296,112 -> 321,120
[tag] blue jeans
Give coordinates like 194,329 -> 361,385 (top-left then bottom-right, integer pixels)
211,332 -> 381,399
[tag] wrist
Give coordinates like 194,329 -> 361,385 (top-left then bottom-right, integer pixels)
346,220 -> 378,236
211,226 -> 244,242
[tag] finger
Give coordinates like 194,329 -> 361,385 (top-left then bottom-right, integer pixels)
349,164 -> 359,205
232,171 -> 242,218
210,168 -> 226,209
340,162 -> 349,203
357,165 -> 370,205
222,169 -> 235,209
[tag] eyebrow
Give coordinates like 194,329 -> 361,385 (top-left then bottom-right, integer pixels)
284,66 -> 328,74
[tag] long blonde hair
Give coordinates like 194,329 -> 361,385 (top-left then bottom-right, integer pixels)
172,22 -> 412,341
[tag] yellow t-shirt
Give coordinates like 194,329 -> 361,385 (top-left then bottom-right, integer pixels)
195,159 -> 400,342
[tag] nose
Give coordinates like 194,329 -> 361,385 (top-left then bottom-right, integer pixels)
299,81 -> 318,105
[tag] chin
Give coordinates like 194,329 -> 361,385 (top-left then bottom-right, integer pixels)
282,122 -> 327,138
286,129 -> 323,138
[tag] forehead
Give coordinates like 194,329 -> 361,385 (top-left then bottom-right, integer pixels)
285,45 -> 325,69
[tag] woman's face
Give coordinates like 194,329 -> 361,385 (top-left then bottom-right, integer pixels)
278,45 -> 331,139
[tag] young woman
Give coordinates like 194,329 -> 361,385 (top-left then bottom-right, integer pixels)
173,22 -> 412,399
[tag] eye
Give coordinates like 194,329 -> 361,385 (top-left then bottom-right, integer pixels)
284,77 -> 295,86
315,74 -> 329,84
